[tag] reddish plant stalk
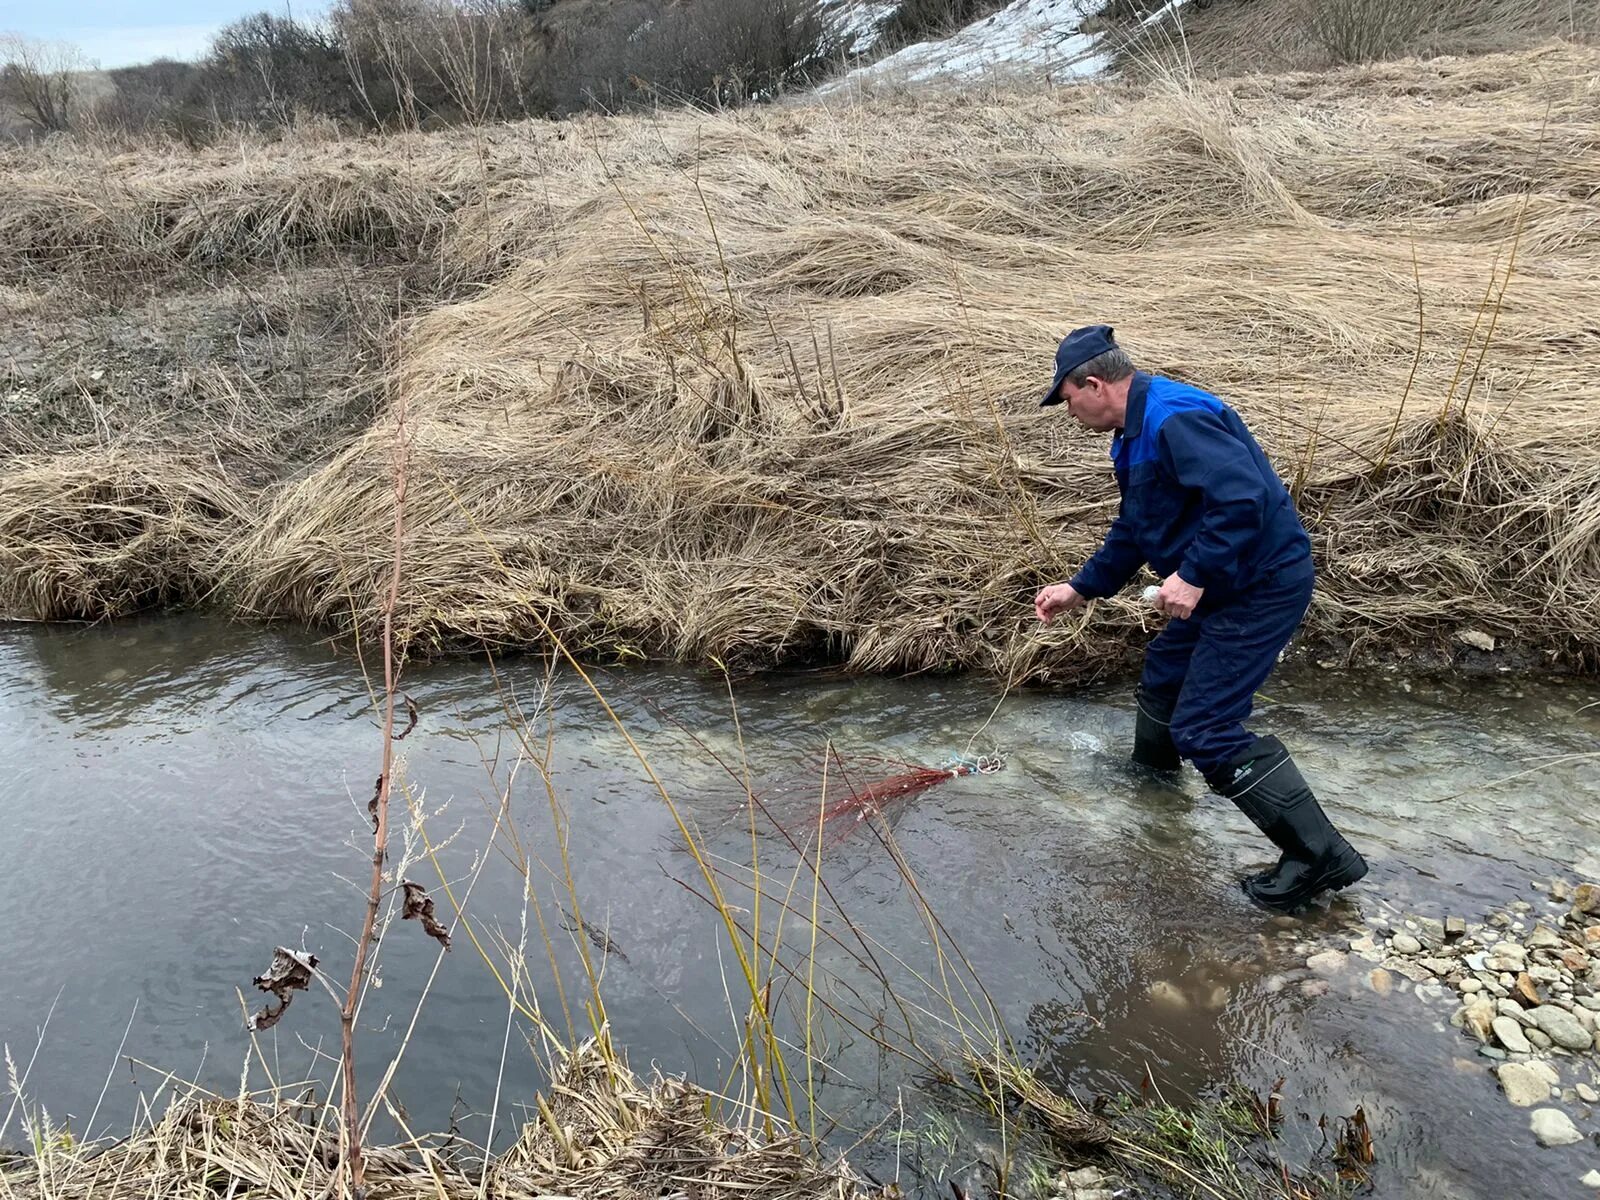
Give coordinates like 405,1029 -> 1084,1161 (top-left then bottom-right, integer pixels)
339,385 -> 409,1196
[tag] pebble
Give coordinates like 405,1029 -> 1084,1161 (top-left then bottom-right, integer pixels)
1582,1169 -> 1600,1189
1368,969 -> 1393,995
1418,917 -> 1446,948
1578,1083 -> 1600,1104
1526,1027 -> 1553,1050
1392,933 -> 1422,955
1498,1061 -> 1557,1107
1464,999 -> 1496,1043
1446,916 -> 1467,940
1573,883 -> 1600,915
1493,1016 -> 1532,1054
1527,925 -> 1564,949
1529,1004 -> 1594,1051
1515,973 -> 1543,1006
1531,1107 -> 1584,1147
1301,979 -> 1331,998
1497,999 -> 1535,1026
1459,978 -> 1484,994
1148,981 -> 1188,1008
1480,1045 -> 1507,1060
1419,956 -> 1455,977
1512,901 -> 1534,914
1066,1167 -> 1103,1189
1577,1009 -> 1600,1034
1579,996 -> 1600,1012
1306,950 -> 1346,975
1465,951 -> 1490,971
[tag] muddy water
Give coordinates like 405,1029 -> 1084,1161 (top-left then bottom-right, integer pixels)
1,616 -> 1597,1197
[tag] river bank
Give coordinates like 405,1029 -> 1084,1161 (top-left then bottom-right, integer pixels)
4,43 -> 1600,681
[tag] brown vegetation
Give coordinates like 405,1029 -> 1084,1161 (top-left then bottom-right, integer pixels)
0,1040 -> 875,1200
1110,0 -> 1600,75
2,44 -> 1597,677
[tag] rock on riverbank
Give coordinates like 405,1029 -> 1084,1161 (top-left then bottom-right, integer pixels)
1303,877 -> 1600,1188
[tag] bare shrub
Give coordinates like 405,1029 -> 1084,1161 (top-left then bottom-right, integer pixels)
1300,0 -> 1437,64
550,0 -> 835,111
0,34 -> 90,133
196,12 -> 363,126
88,59 -> 198,137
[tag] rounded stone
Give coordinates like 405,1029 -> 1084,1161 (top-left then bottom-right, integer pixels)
1307,949 -> 1346,974
1497,1061 -> 1556,1107
1531,1107 -> 1583,1147
1529,1004 -> 1594,1052
1493,1016 -> 1532,1054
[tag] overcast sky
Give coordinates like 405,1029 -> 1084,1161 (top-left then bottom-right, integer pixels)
0,1 -> 331,68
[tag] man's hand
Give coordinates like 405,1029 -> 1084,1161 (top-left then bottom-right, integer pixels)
1035,582 -> 1085,625
1154,572 -> 1204,620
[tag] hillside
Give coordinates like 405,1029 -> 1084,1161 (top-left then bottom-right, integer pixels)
2,42 -> 1598,679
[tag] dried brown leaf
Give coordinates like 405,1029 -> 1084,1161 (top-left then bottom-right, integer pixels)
401,880 -> 451,950
396,695 -> 419,741
249,947 -> 319,1031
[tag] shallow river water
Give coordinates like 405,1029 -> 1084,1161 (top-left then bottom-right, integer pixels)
1,616 -> 1597,1197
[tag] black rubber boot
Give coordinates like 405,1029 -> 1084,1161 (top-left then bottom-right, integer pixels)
1131,687 -> 1181,773
1209,736 -> 1367,912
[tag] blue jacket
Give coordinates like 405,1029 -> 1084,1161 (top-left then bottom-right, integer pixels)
1069,373 -> 1310,600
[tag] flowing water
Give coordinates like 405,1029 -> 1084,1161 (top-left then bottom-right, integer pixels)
2,616 -> 1598,1196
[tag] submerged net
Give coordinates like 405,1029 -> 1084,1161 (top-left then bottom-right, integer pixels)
749,751 -> 1006,848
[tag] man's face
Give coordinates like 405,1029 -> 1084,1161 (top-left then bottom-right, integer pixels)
1056,376 -> 1121,432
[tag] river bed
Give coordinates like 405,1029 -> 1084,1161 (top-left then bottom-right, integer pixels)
1,616 -> 1597,1196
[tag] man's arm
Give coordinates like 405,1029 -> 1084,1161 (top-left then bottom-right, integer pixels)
1036,510 -> 1145,624
1160,412 -> 1268,591
1070,511 -> 1145,599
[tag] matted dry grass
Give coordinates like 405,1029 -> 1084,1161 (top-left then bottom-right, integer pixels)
3,44 -> 1598,676
0,450 -> 247,621
0,1040 -> 870,1200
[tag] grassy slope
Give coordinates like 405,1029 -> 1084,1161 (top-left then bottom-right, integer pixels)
2,43 -> 1598,679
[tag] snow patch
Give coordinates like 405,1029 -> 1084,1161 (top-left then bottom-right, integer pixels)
1140,0 -> 1189,27
819,0 -> 1112,92
822,0 -> 900,53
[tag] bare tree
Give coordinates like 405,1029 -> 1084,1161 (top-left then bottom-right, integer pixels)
0,33 -> 90,132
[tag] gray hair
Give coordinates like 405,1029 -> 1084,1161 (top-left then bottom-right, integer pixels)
1065,347 -> 1135,388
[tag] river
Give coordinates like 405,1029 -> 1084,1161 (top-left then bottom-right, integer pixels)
1,616 -> 1597,1196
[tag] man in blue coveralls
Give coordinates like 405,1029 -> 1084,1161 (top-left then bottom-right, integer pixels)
1033,325 -> 1367,912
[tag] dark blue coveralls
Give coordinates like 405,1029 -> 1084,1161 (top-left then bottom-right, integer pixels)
1067,373 -> 1313,779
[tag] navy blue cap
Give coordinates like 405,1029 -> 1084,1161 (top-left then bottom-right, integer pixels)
1040,324 -> 1117,407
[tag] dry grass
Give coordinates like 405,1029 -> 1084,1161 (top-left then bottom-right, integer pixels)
0,449 -> 247,621
2,44 -> 1598,674
0,1039 -> 871,1200
1112,0 -> 1600,76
